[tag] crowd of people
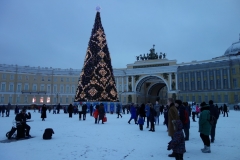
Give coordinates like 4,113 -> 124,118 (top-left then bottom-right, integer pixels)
0,100 -> 232,160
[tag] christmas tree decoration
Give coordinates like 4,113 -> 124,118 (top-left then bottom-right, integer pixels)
75,8 -> 118,102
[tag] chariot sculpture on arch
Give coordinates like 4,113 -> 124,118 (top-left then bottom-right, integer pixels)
136,44 -> 167,61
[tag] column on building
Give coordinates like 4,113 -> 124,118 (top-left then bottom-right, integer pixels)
207,70 -> 210,89
201,71 -> 204,89
121,77 -> 124,92
213,70 -> 216,89
188,73 -> 191,90
194,72 -> 197,90
227,68 -> 231,89
220,69 -> 223,89
126,76 -> 129,92
183,72 -> 185,90
131,75 -> 134,92
169,72 -> 172,90
175,72 -> 178,90
116,77 -> 119,91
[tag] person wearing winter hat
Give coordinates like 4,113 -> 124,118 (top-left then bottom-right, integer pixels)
199,102 -> 212,153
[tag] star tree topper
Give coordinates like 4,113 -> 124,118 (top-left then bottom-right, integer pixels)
96,6 -> 101,12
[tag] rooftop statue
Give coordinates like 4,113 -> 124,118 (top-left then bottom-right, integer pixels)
136,45 -> 167,61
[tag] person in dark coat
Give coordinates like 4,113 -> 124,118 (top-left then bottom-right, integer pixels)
90,104 -> 93,116
1,105 -> 5,117
149,104 -> 156,132
68,104 -> 73,118
6,103 -> 11,117
163,105 -> 169,130
98,103 -> 105,124
209,100 -> 219,143
116,103 -> 122,118
199,102 -> 212,153
15,105 -> 19,114
82,103 -> 87,120
41,104 -> 47,121
167,120 -> 186,160
128,104 -> 137,124
15,108 -> 32,138
138,103 -> 146,130
223,104 -> 228,117
57,103 -> 61,114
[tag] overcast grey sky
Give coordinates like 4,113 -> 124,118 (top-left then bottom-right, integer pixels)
0,0 -> 240,69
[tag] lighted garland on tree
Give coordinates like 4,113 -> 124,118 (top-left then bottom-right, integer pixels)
75,7 -> 118,102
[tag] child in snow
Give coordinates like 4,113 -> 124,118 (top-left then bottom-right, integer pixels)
167,120 -> 186,160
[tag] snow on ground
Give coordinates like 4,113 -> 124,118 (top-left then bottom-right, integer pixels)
0,110 -> 240,160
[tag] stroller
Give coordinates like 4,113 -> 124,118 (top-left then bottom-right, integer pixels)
6,120 -> 28,139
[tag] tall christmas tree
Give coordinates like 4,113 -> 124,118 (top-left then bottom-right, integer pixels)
75,7 -> 118,102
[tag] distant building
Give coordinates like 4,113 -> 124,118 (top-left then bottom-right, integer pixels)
0,36 -> 239,107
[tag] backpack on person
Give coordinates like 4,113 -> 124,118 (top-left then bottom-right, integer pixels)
208,113 -> 216,126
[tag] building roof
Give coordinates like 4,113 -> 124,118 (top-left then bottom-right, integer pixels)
224,35 -> 240,56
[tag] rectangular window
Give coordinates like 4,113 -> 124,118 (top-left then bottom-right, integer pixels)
66,78 -> 69,82
60,86 -> 64,93
191,82 -> 195,90
24,84 -> 29,90
66,97 -> 69,103
26,76 -> 29,80
197,81 -> 201,90
218,95 -> 222,103
48,77 -> 51,81
54,85 -> 57,93
217,79 -> 221,89
18,75 -> 22,80
1,96 -> 4,103
40,97 -> 44,103
17,97 -> 20,103
9,84 -> 14,91
223,69 -> 227,75
192,96 -> 195,102
34,76 -> 36,81
211,95 -> 214,101
185,82 -> 188,90
17,84 -> 22,92
186,96 -> 189,102
60,97 -> 62,103
24,96 -> 28,103
47,97 -> 50,103
33,85 -> 37,91
66,86 -> 69,93
10,75 -> 14,80
204,81 -> 208,90
224,95 -> 228,103
41,85 -> 44,91
9,96 -> 12,103
233,79 -> 237,88
1,83 -> 6,91
54,97 -> 57,103
71,86 -> 75,94
2,74 -> 6,79
223,79 -> 228,89
61,78 -> 64,82
42,77 -> 44,81
232,68 -> 236,75
47,86 -> 51,93
204,95 -> 208,102
198,96 -> 202,103
32,97 -> 36,103
54,77 -> 57,82
210,80 -> 214,89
